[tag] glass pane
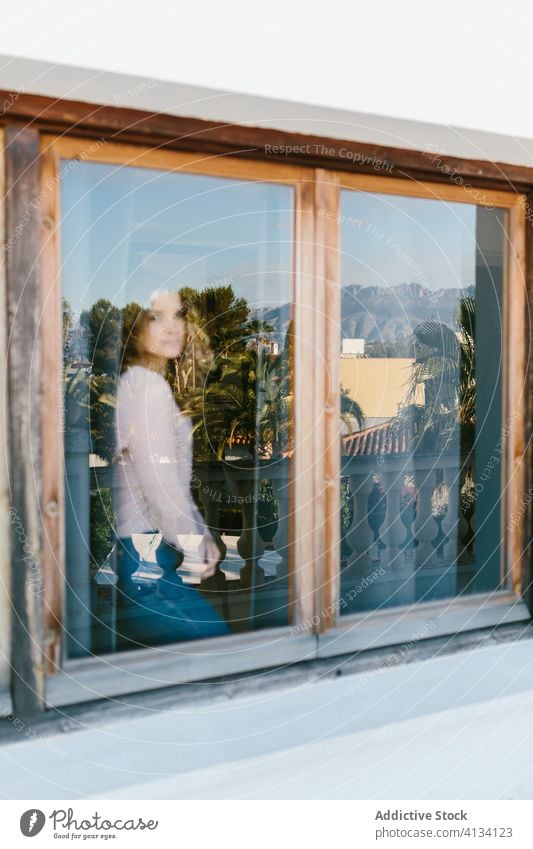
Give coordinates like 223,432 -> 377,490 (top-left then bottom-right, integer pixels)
61,160 -> 293,657
338,190 -> 506,614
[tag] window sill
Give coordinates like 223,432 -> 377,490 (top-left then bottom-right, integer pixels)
318,591 -> 530,657
4,631 -> 533,799
45,627 -> 317,708
43,592 -> 530,708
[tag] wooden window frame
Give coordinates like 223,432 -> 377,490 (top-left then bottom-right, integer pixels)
1,91 -> 531,711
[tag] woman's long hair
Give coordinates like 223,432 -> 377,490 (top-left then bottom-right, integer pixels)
120,301 -> 150,375
119,290 -> 214,399
120,289 -> 186,377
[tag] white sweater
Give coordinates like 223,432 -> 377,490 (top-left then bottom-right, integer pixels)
113,365 -> 208,544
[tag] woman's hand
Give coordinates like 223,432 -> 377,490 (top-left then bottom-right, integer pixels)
199,534 -> 221,579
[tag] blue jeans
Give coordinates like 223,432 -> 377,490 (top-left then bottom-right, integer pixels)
115,534 -> 229,646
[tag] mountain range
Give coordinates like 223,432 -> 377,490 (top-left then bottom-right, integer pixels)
252,282 -> 475,349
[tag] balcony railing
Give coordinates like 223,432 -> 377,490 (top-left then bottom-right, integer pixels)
64,450 -> 480,655
339,451 -> 477,609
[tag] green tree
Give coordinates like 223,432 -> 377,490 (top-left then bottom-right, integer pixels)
82,299 -> 122,462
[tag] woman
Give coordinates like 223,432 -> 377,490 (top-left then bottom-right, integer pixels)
113,288 -> 229,646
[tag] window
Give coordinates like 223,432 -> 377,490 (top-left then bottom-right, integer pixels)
316,173 -> 528,658
9,126 -> 524,707
338,192 -> 506,613
60,157 -> 294,657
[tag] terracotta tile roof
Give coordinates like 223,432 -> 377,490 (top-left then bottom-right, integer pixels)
342,416 -> 418,457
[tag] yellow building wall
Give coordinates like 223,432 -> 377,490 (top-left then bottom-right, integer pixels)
340,357 -> 421,419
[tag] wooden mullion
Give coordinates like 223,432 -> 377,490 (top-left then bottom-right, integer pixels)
502,198 -> 527,599
309,179 -> 326,635
505,198 -> 527,597
293,178 -> 320,632
293,171 -> 341,636
40,145 -> 64,674
314,171 -> 341,632
5,125 -> 45,715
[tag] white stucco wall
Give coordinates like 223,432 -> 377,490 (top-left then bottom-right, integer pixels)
0,0 -> 532,165
2,639 -> 533,799
1,53 -> 532,173
1,0 -> 533,139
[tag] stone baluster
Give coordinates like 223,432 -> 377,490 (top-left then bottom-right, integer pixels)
398,475 -> 419,562
270,476 -> 290,582
380,467 -> 416,606
414,466 -> 437,568
382,468 -> 405,570
339,477 -> 354,567
442,464 -> 460,567
233,476 -> 265,589
366,474 -> 388,564
430,475 -> 449,563
459,466 -> 475,561
345,470 -> 374,575
198,471 -> 228,593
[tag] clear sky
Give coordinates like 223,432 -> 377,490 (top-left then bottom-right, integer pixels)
61,160 -> 293,314
341,191 -> 479,292
61,159 -> 506,319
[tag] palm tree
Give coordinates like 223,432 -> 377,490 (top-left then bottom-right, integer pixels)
188,348 -> 261,460
180,284 -> 250,364
183,315 -> 367,460
184,345 -> 289,460
258,323 -> 293,456
340,386 -> 365,433
406,296 -> 475,454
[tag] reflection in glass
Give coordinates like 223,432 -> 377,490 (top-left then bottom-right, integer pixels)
338,191 -> 506,614
62,161 -> 293,656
